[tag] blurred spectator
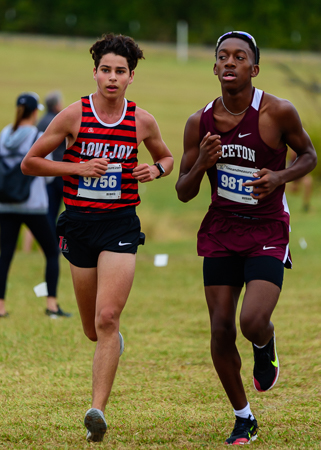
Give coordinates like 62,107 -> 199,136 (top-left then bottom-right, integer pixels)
23,91 -> 65,252
0,92 -> 71,318
38,90 -> 65,229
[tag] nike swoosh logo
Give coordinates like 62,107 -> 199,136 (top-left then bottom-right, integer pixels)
271,357 -> 278,367
118,241 -> 132,246
238,133 -> 251,138
263,246 -> 276,250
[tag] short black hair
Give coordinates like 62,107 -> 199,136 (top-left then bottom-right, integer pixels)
215,31 -> 260,64
90,33 -> 144,72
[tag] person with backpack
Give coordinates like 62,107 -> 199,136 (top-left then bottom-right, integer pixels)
0,92 -> 71,318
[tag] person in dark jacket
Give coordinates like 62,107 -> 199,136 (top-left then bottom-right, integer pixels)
37,91 -> 65,229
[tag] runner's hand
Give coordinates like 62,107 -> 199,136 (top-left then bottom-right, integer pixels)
132,163 -> 159,182
243,168 -> 282,200
78,158 -> 109,178
198,132 -> 222,170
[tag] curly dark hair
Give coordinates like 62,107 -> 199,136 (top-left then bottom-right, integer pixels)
90,33 -> 144,72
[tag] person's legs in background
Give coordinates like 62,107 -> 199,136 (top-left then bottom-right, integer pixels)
0,214 -> 23,316
25,214 -> 71,317
47,176 -> 64,233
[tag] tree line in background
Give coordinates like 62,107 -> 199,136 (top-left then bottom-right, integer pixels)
1,0 -> 321,51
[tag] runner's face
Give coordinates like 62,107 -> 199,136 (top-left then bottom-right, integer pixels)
93,53 -> 134,98
214,38 -> 259,88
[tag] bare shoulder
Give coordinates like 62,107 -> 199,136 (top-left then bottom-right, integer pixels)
185,108 -> 203,131
259,92 -> 306,148
184,108 -> 204,145
260,92 -> 303,140
135,106 -> 156,129
135,106 -> 161,144
262,93 -> 298,119
56,100 -> 82,124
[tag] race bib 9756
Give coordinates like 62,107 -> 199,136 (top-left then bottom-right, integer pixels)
77,163 -> 122,199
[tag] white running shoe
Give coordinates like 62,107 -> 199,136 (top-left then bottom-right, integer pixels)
119,331 -> 124,356
84,408 -> 107,442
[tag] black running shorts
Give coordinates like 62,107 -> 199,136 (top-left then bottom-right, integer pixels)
56,208 -> 145,268
203,255 -> 284,290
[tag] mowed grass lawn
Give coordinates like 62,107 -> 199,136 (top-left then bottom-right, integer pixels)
0,35 -> 320,449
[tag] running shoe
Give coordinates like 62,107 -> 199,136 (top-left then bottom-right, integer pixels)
45,304 -> 72,318
84,408 -> 107,442
253,332 -> 279,392
225,415 -> 258,445
119,331 -> 124,356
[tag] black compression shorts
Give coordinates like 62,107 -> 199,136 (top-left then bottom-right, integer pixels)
203,255 -> 284,290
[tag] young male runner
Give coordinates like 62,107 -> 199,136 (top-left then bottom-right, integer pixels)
22,33 -> 173,442
175,31 -> 317,445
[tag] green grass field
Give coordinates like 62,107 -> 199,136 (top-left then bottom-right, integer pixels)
0,35 -> 320,449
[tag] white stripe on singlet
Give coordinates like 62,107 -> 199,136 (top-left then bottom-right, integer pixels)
251,88 -> 263,111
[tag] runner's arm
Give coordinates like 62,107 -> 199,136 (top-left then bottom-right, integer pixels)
280,102 -> 317,181
133,108 -> 173,182
21,102 -> 108,178
176,111 -> 222,202
244,101 -> 317,200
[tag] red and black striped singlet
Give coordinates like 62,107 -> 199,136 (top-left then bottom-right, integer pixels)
62,95 -> 140,213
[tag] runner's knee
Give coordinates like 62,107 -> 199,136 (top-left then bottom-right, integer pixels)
240,310 -> 270,341
95,307 -> 118,333
211,321 -> 237,352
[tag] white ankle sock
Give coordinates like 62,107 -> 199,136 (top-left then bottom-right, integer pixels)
254,332 -> 275,349
253,343 -> 265,349
233,402 -> 255,420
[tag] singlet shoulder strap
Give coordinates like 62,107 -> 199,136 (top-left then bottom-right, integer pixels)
204,101 -> 214,113
251,88 -> 263,111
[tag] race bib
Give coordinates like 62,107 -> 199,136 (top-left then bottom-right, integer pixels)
77,163 -> 122,200
216,163 -> 258,205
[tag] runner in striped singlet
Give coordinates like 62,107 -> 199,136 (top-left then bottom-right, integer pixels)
176,31 -> 317,445
22,33 -> 173,442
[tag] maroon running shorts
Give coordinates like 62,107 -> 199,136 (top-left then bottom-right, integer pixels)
197,209 -> 292,268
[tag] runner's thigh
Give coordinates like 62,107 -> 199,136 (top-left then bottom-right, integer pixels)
95,251 -> 136,318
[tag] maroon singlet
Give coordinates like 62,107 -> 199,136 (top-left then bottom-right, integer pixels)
197,88 -> 292,267
199,88 -> 290,225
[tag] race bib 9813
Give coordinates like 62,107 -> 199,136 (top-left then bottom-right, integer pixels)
216,163 -> 258,205
77,163 -> 122,200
